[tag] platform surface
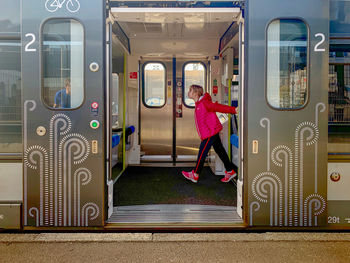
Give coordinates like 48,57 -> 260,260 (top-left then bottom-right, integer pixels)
1,233 -> 350,262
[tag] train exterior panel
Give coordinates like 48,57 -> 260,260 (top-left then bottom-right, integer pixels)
21,0 -> 106,228
245,0 -> 329,227
0,0 -> 349,231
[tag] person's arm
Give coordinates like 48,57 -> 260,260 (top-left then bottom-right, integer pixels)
203,100 -> 236,114
54,90 -> 60,108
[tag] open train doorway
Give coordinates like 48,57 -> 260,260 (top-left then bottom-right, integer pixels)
106,4 -> 244,227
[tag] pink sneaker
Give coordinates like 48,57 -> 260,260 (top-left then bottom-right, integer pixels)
221,170 -> 237,183
182,170 -> 199,183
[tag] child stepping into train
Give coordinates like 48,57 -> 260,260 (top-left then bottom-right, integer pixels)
182,84 -> 238,183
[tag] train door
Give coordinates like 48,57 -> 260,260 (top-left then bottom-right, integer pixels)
140,59 -> 207,162
245,0 -> 329,226
22,0 -> 106,227
140,59 -> 173,160
176,60 -> 207,160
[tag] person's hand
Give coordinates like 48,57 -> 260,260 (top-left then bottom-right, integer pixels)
235,106 -> 239,114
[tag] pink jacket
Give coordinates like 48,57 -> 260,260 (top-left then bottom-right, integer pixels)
194,93 -> 236,140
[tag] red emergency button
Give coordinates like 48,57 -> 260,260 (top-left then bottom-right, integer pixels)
91,102 -> 99,109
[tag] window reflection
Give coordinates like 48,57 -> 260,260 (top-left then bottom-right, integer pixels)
329,64 -> 350,124
0,0 -> 20,33
267,19 -> 308,109
328,62 -> 350,144
0,40 -> 21,153
42,19 -> 84,109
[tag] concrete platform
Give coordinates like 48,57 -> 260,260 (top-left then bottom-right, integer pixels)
1,233 -> 350,262
1,232 -> 350,243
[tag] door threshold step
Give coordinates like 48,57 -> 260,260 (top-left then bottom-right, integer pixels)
108,204 -> 242,224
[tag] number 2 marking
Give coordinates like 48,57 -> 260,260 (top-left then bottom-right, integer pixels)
25,33 -> 36,52
314,33 -> 325,52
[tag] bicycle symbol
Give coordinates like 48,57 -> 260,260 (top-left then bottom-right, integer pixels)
45,0 -> 80,13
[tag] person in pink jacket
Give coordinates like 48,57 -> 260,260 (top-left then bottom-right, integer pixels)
182,84 -> 238,183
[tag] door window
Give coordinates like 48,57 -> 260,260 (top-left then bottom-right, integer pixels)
183,62 -> 206,107
143,62 -> 166,108
42,19 -> 84,109
266,19 -> 308,109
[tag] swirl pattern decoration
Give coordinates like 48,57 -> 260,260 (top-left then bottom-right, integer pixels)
24,109 -> 100,227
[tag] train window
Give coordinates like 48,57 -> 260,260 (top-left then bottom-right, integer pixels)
143,63 -> 166,108
0,39 -> 21,153
0,0 -> 20,33
329,64 -> 350,124
112,74 -> 119,116
330,0 -> 350,36
42,19 -> 84,109
329,45 -> 350,132
266,19 -> 308,110
183,62 -> 206,107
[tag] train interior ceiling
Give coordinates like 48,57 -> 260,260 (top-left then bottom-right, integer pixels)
107,8 -> 243,224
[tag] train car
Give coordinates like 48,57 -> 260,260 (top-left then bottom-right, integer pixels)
0,0 -> 349,230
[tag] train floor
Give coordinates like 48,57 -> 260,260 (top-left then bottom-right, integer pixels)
113,166 -> 237,206
109,166 -> 241,224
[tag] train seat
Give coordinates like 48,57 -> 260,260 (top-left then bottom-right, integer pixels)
230,134 -> 239,148
112,125 -> 135,150
112,134 -> 121,148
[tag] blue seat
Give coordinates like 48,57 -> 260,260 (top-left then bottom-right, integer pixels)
112,134 -> 121,148
111,125 -> 135,149
112,125 -> 135,137
230,134 -> 239,148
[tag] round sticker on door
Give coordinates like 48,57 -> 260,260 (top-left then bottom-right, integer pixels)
91,102 -> 99,109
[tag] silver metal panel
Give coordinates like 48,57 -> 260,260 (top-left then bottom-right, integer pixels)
140,59 -> 173,156
0,163 -> 22,201
0,204 -> 21,229
140,155 -> 172,162
175,59 -> 207,156
108,204 -> 242,223
21,0 -> 106,227
245,0 -> 329,227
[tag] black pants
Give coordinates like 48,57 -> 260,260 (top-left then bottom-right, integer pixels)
194,133 -> 237,175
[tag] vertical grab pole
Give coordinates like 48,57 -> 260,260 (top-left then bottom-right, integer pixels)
238,21 -> 243,182
172,57 -> 176,163
123,53 -> 127,170
228,76 -> 232,161
106,21 -> 112,181
236,20 -> 244,219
